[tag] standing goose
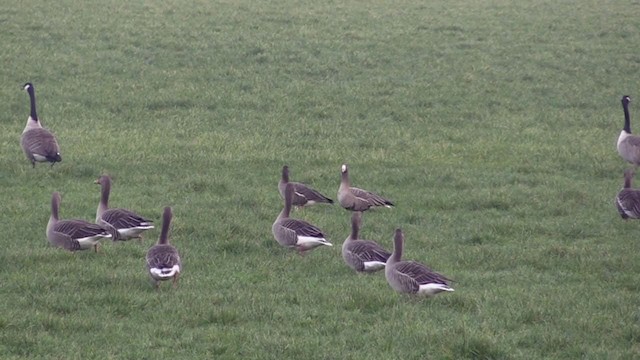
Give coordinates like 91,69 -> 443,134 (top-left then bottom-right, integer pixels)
278,165 -> 334,208
46,192 -> 112,252
146,207 -> 181,289
385,229 -> 454,297
95,175 -> 154,241
272,183 -> 333,254
337,164 -> 394,211
20,83 -> 62,167
615,169 -> 640,219
342,211 -> 391,273
617,96 -> 640,166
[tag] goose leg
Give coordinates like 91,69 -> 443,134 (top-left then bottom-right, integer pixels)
173,273 -> 180,288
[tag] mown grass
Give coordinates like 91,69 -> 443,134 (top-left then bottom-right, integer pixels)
1,0 -> 640,358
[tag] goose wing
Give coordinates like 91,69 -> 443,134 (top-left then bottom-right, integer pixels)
394,261 -> 451,290
147,244 -> 181,269
350,187 -> 394,207
349,239 -> 391,262
21,128 -> 60,161
616,189 -> 640,218
100,208 -> 153,229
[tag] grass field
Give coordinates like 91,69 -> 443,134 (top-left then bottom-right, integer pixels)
1,0 -> 640,358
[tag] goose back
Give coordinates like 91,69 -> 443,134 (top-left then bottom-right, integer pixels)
278,165 -> 333,207
338,164 -> 394,211
385,229 -> 453,296
342,212 -> 391,272
146,207 -> 181,287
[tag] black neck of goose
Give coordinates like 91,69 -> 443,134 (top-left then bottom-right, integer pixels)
282,167 -> 289,183
159,207 -> 172,245
28,86 -> 38,121
625,174 -> 634,189
392,230 -> 403,262
351,212 -> 361,239
623,100 -> 631,133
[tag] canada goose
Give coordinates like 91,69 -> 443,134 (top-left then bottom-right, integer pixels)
20,83 -> 62,167
46,192 -> 112,252
95,175 -> 154,241
337,164 -> 394,211
616,169 -> 640,219
342,211 -> 391,272
146,207 -> 181,289
385,229 -> 454,297
272,183 -> 333,254
617,96 -> 640,166
278,165 -> 333,208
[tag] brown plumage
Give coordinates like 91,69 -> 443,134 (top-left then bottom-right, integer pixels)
616,169 -> 640,219
342,211 -> 391,272
46,192 -> 112,252
385,229 -> 453,297
20,83 -> 61,167
95,175 -> 154,241
278,165 -> 333,208
337,164 -> 394,212
272,183 -> 333,254
146,207 -> 181,289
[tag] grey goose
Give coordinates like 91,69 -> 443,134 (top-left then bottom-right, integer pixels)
617,96 -> 640,166
21,83 -> 62,167
337,164 -> 394,211
342,211 -> 391,273
95,175 -> 154,241
272,183 -> 333,254
385,229 -> 454,297
278,165 -> 333,208
46,192 -> 112,252
616,169 -> 640,219
146,207 -> 182,288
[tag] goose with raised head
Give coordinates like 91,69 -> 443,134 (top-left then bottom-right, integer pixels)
617,96 -> 640,166
278,165 -> 333,209
20,83 -> 62,167
46,192 -> 112,252
385,229 -> 454,297
272,183 -> 333,254
146,207 -> 181,289
95,175 -> 154,241
342,211 -> 391,273
337,164 -> 394,212
616,169 -> 640,219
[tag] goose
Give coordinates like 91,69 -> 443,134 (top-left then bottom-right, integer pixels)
278,165 -> 333,208
385,229 -> 454,297
617,96 -> 640,166
272,182 -> 333,254
20,83 -> 62,167
615,169 -> 640,219
342,211 -> 391,273
95,175 -> 154,241
146,207 -> 181,288
46,192 -> 112,252
337,164 -> 394,211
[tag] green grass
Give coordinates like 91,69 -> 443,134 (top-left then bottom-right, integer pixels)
1,0 -> 640,358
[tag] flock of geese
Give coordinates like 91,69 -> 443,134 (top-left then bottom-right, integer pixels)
20,82 -> 640,294
20,82 -> 455,296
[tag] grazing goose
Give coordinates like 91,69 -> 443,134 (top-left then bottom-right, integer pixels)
342,211 -> 391,273
615,169 -> 640,219
146,207 -> 181,289
46,192 -> 112,252
337,164 -> 394,211
20,83 -> 62,167
95,175 -> 154,241
617,96 -> 640,166
272,183 -> 333,254
385,229 -> 454,297
278,165 -> 334,208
